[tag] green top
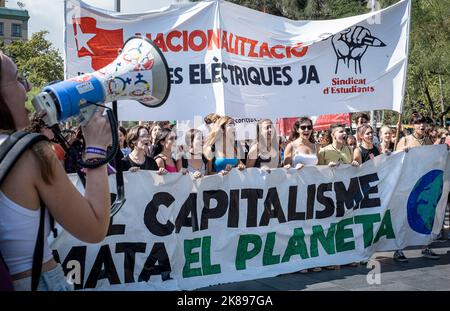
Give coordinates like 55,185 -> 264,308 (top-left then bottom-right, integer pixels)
0,8 -> 29,21
318,144 -> 353,165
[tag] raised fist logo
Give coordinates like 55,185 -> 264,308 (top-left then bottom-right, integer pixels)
332,26 -> 385,74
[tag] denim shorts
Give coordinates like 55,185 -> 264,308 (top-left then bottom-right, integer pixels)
13,264 -> 74,291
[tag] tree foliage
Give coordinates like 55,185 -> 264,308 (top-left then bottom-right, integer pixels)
0,31 -> 64,113
0,30 -> 64,88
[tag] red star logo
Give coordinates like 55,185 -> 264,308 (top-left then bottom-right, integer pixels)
73,17 -> 124,71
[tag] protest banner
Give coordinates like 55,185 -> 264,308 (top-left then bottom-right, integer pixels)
65,0 -> 411,121
52,145 -> 450,290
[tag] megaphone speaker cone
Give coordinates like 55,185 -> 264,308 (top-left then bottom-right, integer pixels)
98,36 -> 170,108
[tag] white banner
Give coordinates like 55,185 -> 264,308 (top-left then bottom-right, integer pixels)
64,0 -> 411,121
52,145 -> 450,290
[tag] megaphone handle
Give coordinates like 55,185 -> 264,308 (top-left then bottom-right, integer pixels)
78,109 -> 119,169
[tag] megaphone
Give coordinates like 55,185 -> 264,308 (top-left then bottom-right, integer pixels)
32,36 -> 170,126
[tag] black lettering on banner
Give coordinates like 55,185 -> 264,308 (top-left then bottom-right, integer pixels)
189,64 -> 201,84
175,193 -> 199,233
227,64 -> 236,84
272,66 -> 283,85
335,177 -> 363,217
201,190 -> 228,230
248,67 -> 261,85
282,66 -> 293,85
138,242 -> 172,282
144,192 -> 175,237
298,65 -> 320,85
260,187 -> 287,226
200,64 -> 211,84
221,62 -> 228,83
235,65 -> 245,85
228,189 -> 240,227
173,67 -> 183,84
306,184 -> 316,220
288,186 -> 305,221
241,188 -> 263,227
242,67 -> 249,85
260,67 -> 272,86
53,246 -> 86,290
315,183 -> 335,219
115,242 -> 146,283
211,61 -> 221,83
85,245 -> 120,289
106,216 -> 126,237
359,173 -> 381,209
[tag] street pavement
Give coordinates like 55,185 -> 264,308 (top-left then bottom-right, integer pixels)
197,230 -> 450,291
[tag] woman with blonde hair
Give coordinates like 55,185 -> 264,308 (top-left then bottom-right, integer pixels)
378,125 -> 395,154
353,124 -> 380,165
204,116 -> 245,175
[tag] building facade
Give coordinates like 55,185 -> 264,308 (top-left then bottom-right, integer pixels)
0,1 -> 29,45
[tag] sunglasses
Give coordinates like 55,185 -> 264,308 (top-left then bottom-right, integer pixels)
300,125 -> 313,131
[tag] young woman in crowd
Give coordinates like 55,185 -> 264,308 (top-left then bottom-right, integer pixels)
396,113 -> 433,151
148,122 -> 163,157
317,130 -> 331,150
318,125 -> 359,167
346,135 -> 357,151
283,117 -> 318,169
122,125 -> 161,173
394,112 -> 439,262
433,128 -> 449,145
198,112 -> 221,138
0,52 -> 111,290
246,119 -> 280,170
353,124 -> 380,165
378,125 -> 395,154
152,128 -> 181,173
118,126 -> 131,157
204,116 -> 246,175
181,129 -> 207,178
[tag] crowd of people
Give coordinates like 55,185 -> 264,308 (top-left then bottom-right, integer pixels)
54,112 -> 450,179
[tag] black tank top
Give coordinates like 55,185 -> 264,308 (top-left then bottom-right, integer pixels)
358,145 -> 380,163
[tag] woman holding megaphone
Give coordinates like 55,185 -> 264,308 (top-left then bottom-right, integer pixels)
0,52 -> 112,290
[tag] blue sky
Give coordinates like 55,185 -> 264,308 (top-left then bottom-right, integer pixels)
6,0 -> 188,54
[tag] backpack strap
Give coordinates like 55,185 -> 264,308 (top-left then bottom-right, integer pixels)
31,199 -> 46,291
0,132 -> 48,185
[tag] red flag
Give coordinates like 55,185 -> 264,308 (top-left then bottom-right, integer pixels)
72,17 -> 124,70
314,113 -> 351,131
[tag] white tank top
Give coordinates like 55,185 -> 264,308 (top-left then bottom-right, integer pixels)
0,134 -> 53,275
292,145 -> 318,167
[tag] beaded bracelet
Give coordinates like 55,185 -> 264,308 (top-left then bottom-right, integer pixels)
85,146 -> 107,157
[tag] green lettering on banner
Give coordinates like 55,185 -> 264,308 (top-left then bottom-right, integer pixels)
183,238 -> 202,278
373,210 -> 395,243
354,213 -> 381,248
310,224 -> 336,257
335,217 -> 355,252
263,232 -> 281,266
281,228 -> 309,263
201,236 -> 221,275
235,234 -> 262,270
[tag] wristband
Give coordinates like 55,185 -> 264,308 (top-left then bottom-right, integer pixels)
85,146 -> 107,157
